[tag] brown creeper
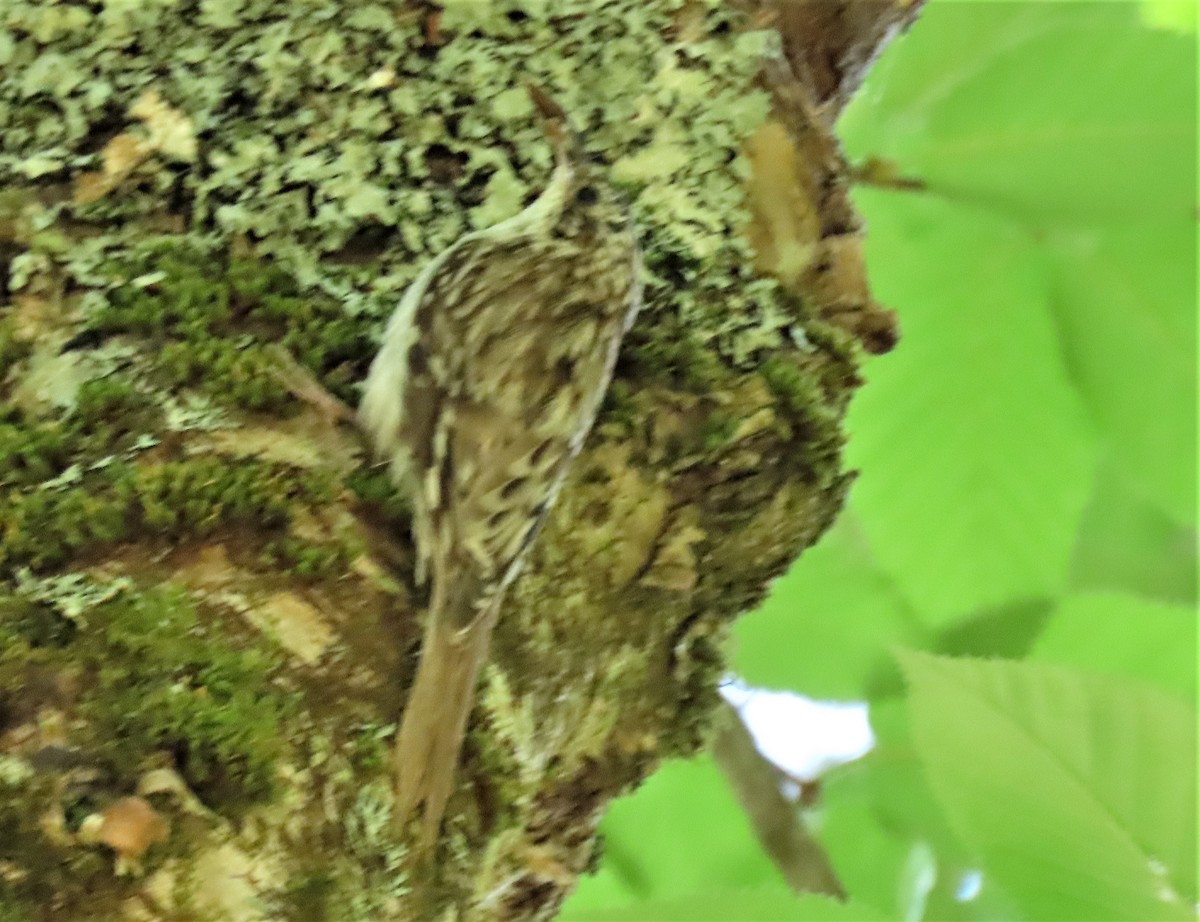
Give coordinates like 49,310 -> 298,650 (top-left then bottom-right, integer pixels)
358,85 -> 642,849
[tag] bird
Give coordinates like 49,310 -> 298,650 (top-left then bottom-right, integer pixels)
357,84 -> 643,851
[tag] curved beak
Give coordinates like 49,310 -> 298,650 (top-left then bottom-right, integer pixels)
525,82 -> 577,163
526,82 -> 568,124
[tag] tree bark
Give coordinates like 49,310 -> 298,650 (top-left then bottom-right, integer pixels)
0,2 -> 920,919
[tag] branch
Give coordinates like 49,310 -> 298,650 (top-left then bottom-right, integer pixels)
711,701 -> 845,899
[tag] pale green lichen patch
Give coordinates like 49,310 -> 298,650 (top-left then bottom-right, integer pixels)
2,0 -> 789,370
265,742 -> 412,922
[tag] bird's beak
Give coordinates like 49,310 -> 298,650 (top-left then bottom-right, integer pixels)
525,82 -> 575,162
526,82 -> 568,124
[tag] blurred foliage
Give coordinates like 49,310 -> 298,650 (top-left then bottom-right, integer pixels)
566,3 -> 1196,920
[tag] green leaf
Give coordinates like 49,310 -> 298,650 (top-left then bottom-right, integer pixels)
843,193 -> 1097,622
734,517 -> 918,698
841,3 -> 1196,531
818,762 -> 929,921
819,702 -> 1021,922
934,598 -> 1053,661
841,5 -> 1195,225
1140,0 -> 1198,35
563,757 -> 788,915
1047,222 -> 1197,526
562,892 -> 889,922
1033,591 -> 1197,702
1070,458 -> 1198,604
900,652 -> 1197,920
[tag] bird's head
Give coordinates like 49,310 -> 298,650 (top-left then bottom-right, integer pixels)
525,83 -> 629,236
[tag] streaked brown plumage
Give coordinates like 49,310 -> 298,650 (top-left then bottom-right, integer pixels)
358,86 -> 642,850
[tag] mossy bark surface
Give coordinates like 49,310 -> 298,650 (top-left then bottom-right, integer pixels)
0,1 -> 915,919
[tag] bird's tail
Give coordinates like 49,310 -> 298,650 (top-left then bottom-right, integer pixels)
392,598 -> 500,852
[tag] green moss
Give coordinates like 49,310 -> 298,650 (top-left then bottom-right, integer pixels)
0,593 -> 76,649
0,582 -> 293,918
0,455 -> 334,576
344,722 -> 393,774
261,535 -> 353,579
0,894 -> 33,922
71,376 -> 154,425
0,321 -> 31,376
0,770 -> 131,921
68,375 -> 161,450
156,339 -> 289,412
624,319 -> 726,392
81,587 -> 292,806
345,466 -> 411,525
87,241 -> 371,412
272,872 -> 338,922
1,584 -> 291,807
701,408 -> 740,451
0,376 -> 159,492
135,456 -> 318,532
759,354 -> 845,474
0,417 -> 71,489
0,475 -> 132,572
760,355 -> 822,416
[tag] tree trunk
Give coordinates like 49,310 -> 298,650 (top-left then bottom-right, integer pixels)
0,2 -> 919,919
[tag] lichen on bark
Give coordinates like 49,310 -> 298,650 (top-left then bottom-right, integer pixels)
0,1 -> 895,919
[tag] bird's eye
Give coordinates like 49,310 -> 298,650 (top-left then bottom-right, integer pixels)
574,185 -> 599,205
